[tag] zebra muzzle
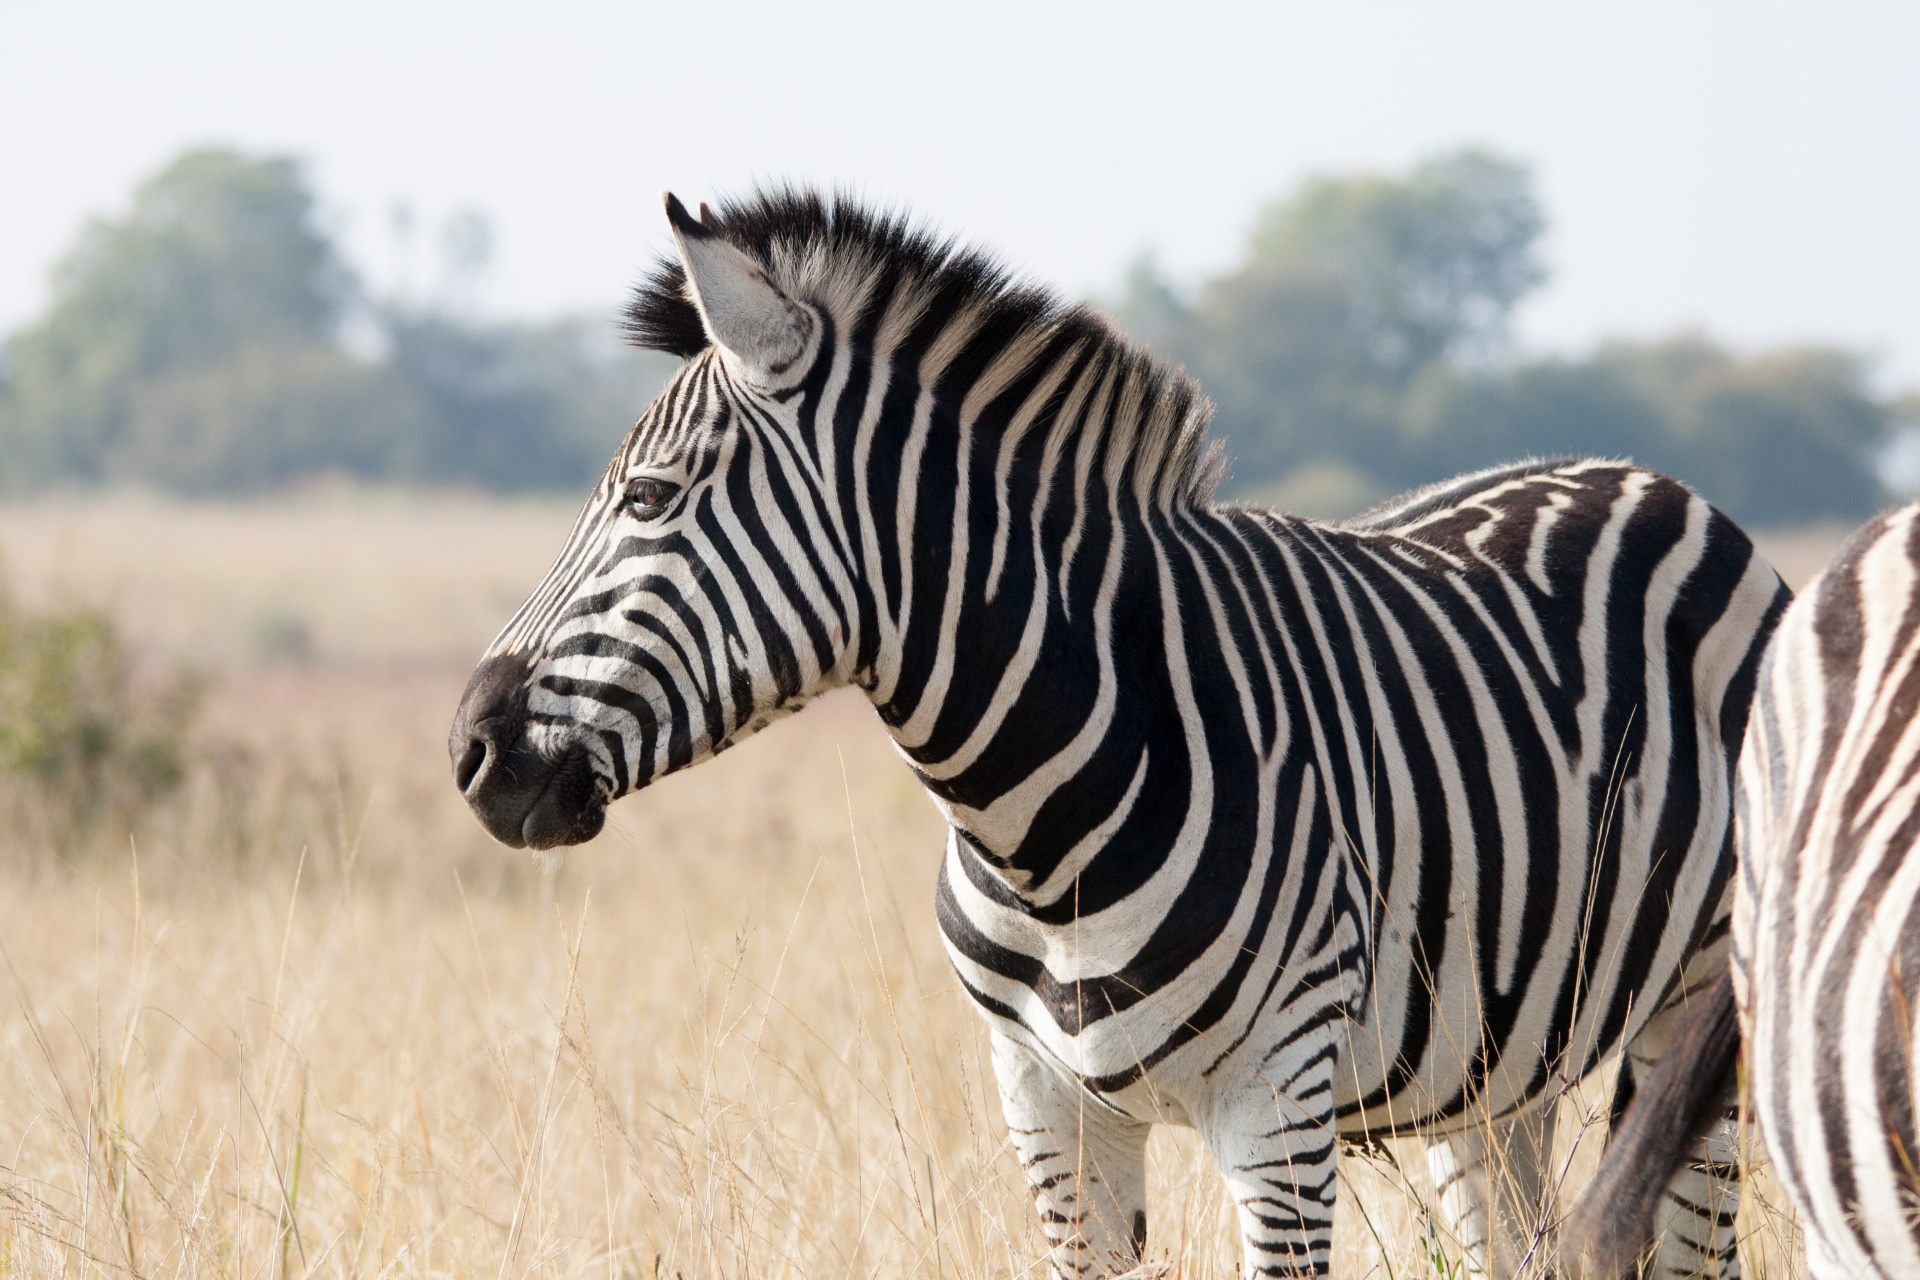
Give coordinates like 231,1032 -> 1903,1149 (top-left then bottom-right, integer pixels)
450,653 -> 608,850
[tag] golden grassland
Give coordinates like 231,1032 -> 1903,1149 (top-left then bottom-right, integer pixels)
0,492 -> 1836,1278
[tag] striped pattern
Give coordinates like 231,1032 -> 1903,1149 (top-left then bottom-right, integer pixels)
1734,502 -> 1920,1280
453,190 -> 1790,1278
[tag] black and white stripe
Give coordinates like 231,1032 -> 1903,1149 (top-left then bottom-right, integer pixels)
449,189 -> 1789,1278
1732,502 -> 1920,1280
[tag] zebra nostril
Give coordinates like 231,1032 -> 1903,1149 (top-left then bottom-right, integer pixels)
454,737 -> 489,792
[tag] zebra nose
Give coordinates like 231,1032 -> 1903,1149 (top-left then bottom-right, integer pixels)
453,734 -> 489,793
449,651 -> 535,794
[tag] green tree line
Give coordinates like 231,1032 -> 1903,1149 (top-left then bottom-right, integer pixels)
1121,148 -> 1912,525
0,149 -> 672,494
1120,149 -> 1906,526
0,146 -> 1909,524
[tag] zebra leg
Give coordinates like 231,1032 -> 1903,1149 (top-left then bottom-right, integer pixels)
1614,996 -> 1742,1279
1425,1100 -> 1556,1279
990,1031 -> 1151,1278
1200,1027 -> 1342,1278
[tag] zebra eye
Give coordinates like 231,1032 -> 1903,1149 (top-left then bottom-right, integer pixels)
622,477 -> 680,514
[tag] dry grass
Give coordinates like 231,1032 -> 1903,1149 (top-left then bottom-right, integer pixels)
0,493 -> 1846,1278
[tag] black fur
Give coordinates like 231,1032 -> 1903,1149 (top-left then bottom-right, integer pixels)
622,258 -> 707,358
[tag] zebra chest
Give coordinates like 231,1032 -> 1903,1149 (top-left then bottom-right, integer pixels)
934,780 -> 1379,1098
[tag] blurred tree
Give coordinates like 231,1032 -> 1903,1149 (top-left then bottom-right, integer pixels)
1124,149 -> 1548,491
1396,356 -> 1673,479
1115,151 -> 1894,526
1601,338 -> 1889,524
1245,149 -> 1545,372
381,313 -> 668,490
1,144 -> 1898,522
0,147 -> 673,495
1179,260 -> 1402,485
121,346 -> 424,493
1114,253 -> 1188,350
0,149 -> 353,486
434,208 -> 494,311
1884,394 -> 1920,496
1384,336 -> 1888,525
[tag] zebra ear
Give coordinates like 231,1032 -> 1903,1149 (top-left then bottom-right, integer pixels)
664,192 -> 810,380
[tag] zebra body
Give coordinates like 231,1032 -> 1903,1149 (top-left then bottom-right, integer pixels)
449,190 -> 1787,1277
1734,503 -> 1920,1280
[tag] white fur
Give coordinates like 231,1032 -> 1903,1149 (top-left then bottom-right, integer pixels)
670,221 -> 811,382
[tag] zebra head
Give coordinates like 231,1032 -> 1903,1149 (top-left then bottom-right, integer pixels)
449,193 -> 851,849
452,187 -> 1211,851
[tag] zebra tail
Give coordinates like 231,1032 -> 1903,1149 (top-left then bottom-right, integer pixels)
1557,970 -> 1740,1279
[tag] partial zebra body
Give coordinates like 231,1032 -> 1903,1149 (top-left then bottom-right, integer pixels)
1733,503 -> 1920,1280
936,459 -> 1777,1280
941,461 -> 1778,1132
449,190 -> 1787,1277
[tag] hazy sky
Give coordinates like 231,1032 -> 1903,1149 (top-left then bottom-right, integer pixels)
4,1 -> 1917,388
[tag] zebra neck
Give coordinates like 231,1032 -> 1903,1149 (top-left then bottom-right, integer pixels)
864,455 -> 1249,901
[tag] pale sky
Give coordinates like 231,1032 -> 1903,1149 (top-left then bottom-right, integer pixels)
4,1 -> 1917,389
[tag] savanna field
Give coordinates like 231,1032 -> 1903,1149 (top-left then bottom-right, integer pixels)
0,494 -> 1852,1278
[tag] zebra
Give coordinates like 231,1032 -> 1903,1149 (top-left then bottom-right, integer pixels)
1566,503 -> 1920,1280
447,188 -> 1789,1278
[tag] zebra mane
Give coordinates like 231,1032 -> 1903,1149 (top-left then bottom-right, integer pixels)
623,186 -> 1222,506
